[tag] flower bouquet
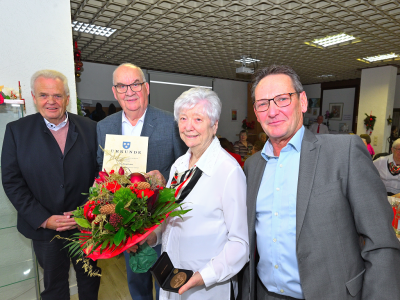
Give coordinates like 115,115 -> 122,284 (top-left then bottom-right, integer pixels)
242,118 -> 255,130
66,167 -> 189,274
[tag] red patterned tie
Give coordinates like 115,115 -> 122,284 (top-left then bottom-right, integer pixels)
317,125 -> 320,133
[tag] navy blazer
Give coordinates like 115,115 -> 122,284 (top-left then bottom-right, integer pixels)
97,105 -> 187,180
1,113 -> 98,241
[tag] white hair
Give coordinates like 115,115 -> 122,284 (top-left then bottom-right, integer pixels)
113,63 -> 146,84
31,70 -> 69,96
174,87 -> 221,126
393,138 -> 400,149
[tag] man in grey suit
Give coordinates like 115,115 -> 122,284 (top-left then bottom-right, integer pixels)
97,63 -> 187,300
241,65 -> 400,300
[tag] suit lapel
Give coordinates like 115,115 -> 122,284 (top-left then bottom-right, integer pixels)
64,119 -> 78,157
141,106 -> 156,138
248,154 -> 267,247
296,129 -> 319,241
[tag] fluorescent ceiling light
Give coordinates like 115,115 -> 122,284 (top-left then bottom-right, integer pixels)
72,21 -> 116,37
311,33 -> 355,47
150,81 -> 212,89
317,74 -> 334,78
362,53 -> 399,62
235,57 -> 260,64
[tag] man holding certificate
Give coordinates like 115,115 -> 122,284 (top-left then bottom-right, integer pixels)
96,63 -> 187,300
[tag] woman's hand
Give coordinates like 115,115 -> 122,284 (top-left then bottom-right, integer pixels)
178,272 -> 204,295
146,170 -> 166,186
126,232 -> 157,253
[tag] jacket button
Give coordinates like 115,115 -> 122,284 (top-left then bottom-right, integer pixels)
60,184 -> 64,188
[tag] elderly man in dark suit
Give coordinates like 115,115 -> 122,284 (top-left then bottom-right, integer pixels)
97,63 -> 187,300
241,65 -> 400,300
1,70 -> 101,300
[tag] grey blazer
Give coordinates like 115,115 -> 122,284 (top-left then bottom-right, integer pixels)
241,129 -> 400,300
96,105 -> 187,179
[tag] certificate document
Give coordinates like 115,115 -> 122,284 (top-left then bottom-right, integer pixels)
102,134 -> 148,173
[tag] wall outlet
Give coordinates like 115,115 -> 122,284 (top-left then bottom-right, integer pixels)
373,136 -> 378,146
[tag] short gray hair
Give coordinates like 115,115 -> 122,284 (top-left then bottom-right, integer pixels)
251,65 -> 304,102
393,138 -> 400,149
113,63 -> 146,84
31,70 -> 70,96
174,87 -> 221,126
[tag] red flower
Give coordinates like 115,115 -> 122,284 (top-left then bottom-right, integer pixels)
96,171 -> 109,183
118,167 -> 125,175
135,188 -> 154,199
105,181 -> 121,193
83,201 -> 97,223
110,170 -> 115,174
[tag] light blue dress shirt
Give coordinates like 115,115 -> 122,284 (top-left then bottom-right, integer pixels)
256,126 -> 305,299
43,112 -> 68,131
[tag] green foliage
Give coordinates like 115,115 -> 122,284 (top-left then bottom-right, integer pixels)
74,217 -> 91,228
114,187 -> 136,205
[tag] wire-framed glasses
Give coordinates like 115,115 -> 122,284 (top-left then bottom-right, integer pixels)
254,92 -> 298,112
114,82 -> 146,94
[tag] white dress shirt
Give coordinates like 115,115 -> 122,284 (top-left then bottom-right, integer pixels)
156,137 -> 249,300
373,154 -> 400,194
121,109 -> 147,136
309,122 -> 329,134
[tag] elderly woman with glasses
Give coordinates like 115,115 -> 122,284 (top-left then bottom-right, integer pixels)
373,138 -> 400,195
133,87 -> 249,300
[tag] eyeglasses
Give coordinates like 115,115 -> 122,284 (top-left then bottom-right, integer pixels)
253,92 -> 298,112
393,147 -> 400,151
114,82 -> 146,94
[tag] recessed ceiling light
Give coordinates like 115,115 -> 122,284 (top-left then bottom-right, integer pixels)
72,21 -> 117,37
235,57 -> 260,64
317,74 -> 334,78
305,33 -> 358,48
359,53 -> 399,63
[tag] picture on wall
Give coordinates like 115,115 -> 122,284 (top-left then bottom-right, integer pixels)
231,109 -> 237,121
329,103 -> 344,121
312,108 -> 319,116
309,98 -> 320,108
339,122 -> 348,132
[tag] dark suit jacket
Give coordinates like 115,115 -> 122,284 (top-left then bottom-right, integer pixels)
1,113 -> 98,241
96,105 -> 187,180
241,129 -> 400,300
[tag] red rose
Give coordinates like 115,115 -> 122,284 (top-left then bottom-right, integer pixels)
135,188 -> 154,199
118,167 -> 125,175
105,181 -> 121,193
83,201 -> 97,223
96,171 -> 109,183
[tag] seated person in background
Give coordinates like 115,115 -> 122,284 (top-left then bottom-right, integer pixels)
219,137 -> 243,167
233,130 -> 253,158
258,132 -> 267,145
251,141 -> 264,155
309,115 -> 329,134
360,133 -> 375,157
373,138 -> 400,195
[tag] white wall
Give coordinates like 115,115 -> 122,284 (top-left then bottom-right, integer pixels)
394,75 -> 400,108
0,0 -> 77,115
213,78 -> 249,142
322,88 -> 355,132
303,84 -> 321,99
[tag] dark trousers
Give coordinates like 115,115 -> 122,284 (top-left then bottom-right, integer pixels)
123,243 -> 161,300
32,234 -> 101,300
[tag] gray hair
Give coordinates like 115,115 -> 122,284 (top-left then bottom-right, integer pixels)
393,138 -> 400,149
113,63 -> 146,84
31,70 -> 70,96
174,87 -> 221,126
251,65 -> 304,102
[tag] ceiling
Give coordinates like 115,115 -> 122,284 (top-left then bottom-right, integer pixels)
70,0 -> 400,84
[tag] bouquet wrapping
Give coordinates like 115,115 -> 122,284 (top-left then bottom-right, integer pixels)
67,167 -> 189,270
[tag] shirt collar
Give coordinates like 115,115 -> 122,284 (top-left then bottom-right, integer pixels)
122,109 -> 147,126
44,112 -> 68,131
175,137 -> 221,177
261,126 -> 305,160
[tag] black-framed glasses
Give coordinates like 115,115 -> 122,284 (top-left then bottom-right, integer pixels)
114,82 -> 146,94
253,92 -> 298,112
